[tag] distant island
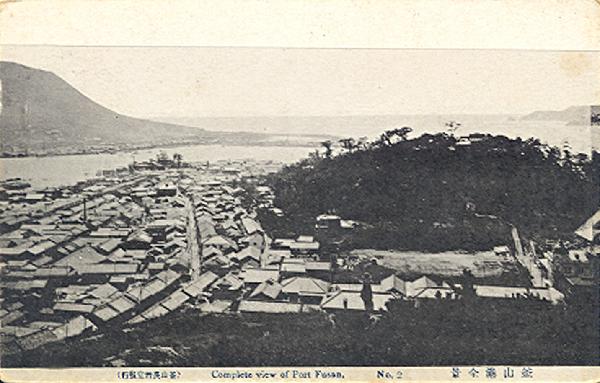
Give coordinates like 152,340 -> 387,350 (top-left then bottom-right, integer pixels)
520,105 -> 597,126
0,62 -> 331,158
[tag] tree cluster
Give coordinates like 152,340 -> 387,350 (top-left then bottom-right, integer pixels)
267,132 -> 599,251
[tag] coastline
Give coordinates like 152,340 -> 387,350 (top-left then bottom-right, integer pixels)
0,139 -> 322,160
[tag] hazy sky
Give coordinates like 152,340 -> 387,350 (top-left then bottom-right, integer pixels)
2,46 -> 599,118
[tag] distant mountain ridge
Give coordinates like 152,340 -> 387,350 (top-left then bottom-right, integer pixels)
0,61 -> 217,155
150,114 -> 516,137
521,105 -> 594,125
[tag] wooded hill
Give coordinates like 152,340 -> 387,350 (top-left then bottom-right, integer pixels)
266,131 -> 599,251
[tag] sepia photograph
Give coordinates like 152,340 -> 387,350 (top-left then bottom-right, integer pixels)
0,1 -> 599,380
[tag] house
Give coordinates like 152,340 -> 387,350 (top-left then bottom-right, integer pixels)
473,285 -> 564,304
271,238 -> 295,250
320,290 -> 395,312
493,246 -> 511,257
89,228 -> 131,238
92,305 -> 121,324
155,269 -> 181,286
403,276 -> 440,297
107,294 -> 137,317
17,329 -> 59,351
229,246 -> 262,267
0,244 -> 30,258
51,315 -> 96,341
123,231 -> 152,250
377,274 -> 407,296
248,279 -> 282,300
412,283 -> 458,300
160,290 -> 190,312
264,249 -> 292,265
203,254 -> 231,271
305,261 -> 332,278
211,272 -> 244,300
239,233 -> 266,250
88,283 -> 119,301
96,238 -> 123,255
553,248 -> 599,303
33,266 -> 75,279
240,268 -> 280,287
239,217 -> 262,235
203,235 -> 237,253
126,278 -> 169,304
202,246 -> 224,260
575,209 -> 600,243
269,208 -> 284,217
24,240 -> 58,258
24,193 -> 46,204
296,235 -> 315,243
333,275 -> 453,300
31,255 -> 53,267
146,262 -> 166,274
281,277 -> 330,304
146,219 -> 185,242
197,221 -> 217,239
162,239 -> 186,255
156,182 -> 178,197
561,276 -> 598,304
4,279 -> 48,292
315,214 -> 341,230
182,271 -> 218,299
53,245 -> 106,267
74,264 -> 139,285
52,302 -> 95,316
280,258 -> 307,277
134,303 -> 170,322
289,238 -> 320,255
238,300 -> 304,314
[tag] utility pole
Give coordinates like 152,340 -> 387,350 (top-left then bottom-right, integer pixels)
83,198 -> 87,223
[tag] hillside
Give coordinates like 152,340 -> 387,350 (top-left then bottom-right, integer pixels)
0,62 -> 263,156
266,133 -> 599,251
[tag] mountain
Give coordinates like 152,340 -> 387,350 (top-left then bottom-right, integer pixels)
0,62 -> 219,155
520,105 -> 593,125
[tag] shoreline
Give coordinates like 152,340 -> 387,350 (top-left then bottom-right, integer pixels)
0,140 -> 320,160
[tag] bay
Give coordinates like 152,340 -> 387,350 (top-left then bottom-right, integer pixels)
0,144 -> 315,188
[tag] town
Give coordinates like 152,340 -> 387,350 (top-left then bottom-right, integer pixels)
0,150 -> 598,363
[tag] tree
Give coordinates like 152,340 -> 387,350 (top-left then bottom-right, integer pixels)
376,127 -> 413,147
445,121 -> 462,134
357,136 -> 369,151
321,140 -> 333,158
339,138 -> 357,153
460,268 -> 476,299
388,126 -> 413,142
377,132 -> 392,147
308,150 -> 321,162
173,153 -> 183,168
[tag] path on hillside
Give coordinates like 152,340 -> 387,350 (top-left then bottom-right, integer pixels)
511,227 -> 550,288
